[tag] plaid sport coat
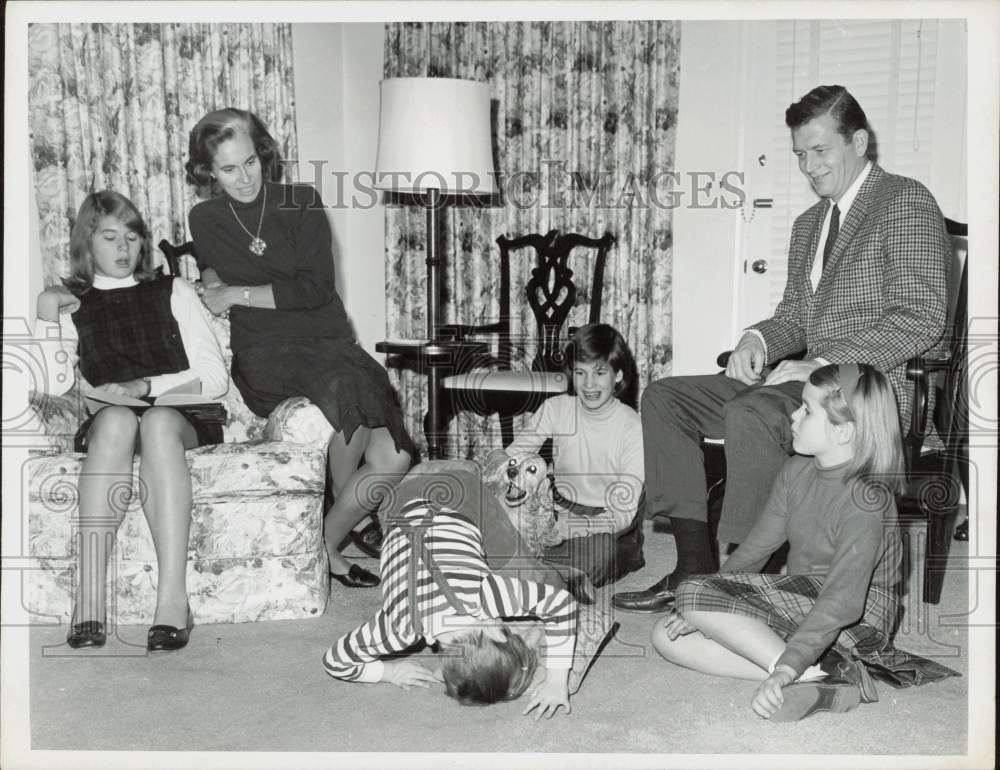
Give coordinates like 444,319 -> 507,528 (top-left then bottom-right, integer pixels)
751,165 -> 949,427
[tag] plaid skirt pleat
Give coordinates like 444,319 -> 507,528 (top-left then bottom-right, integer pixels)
674,572 -> 898,662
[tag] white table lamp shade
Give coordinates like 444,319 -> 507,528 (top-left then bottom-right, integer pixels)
375,77 -> 497,195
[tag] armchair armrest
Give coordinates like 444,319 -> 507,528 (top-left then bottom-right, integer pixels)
715,349 -> 805,370
263,396 -> 335,450
437,322 -> 504,340
28,390 -> 83,452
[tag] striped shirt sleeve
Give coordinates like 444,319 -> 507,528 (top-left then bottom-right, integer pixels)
480,573 -> 577,669
322,606 -> 419,683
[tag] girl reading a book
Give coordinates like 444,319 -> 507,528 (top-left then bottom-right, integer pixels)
35,190 -> 228,652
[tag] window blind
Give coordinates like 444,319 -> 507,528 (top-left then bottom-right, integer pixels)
766,19 -> 941,311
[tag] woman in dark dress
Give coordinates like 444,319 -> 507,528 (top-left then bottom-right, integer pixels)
185,108 -> 415,587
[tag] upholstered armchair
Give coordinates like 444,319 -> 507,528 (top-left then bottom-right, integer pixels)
24,307 -> 336,626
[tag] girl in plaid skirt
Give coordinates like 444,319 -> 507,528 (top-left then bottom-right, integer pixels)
651,363 -> 958,721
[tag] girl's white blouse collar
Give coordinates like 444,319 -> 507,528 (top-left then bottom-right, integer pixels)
92,274 -> 139,290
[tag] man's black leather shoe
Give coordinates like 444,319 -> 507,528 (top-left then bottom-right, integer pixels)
611,574 -> 676,613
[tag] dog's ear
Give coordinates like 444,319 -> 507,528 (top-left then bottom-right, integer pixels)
483,448 -> 511,485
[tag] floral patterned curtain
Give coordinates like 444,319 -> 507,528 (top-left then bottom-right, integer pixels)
28,23 -> 297,286
385,21 -> 681,458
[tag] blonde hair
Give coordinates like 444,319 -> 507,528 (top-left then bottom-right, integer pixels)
809,363 -> 905,495
440,627 -> 538,705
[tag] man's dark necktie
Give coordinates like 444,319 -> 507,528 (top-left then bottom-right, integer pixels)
822,203 -> 840,269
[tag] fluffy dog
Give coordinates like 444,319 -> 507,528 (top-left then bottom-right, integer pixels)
482,448 -> 563,558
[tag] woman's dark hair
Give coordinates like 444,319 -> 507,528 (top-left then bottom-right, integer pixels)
441,627 -> 538,706
63,190 -> 158,295
785,85 -> 877,162
185,108 -> 284,198
564,323 -> 639,409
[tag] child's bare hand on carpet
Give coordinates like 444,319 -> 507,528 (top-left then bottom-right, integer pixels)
661,611 -> 696,640
522,670 -> 571,720
381,659 -> 442,691
751,664 -> 796,718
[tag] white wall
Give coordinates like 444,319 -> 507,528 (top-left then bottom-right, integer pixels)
929,19 -> 968,223
671,20 -> 969,375
670,21 -> 746,376
291,23 -> 386,356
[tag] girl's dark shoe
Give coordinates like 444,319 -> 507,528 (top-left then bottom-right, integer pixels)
953,518 -> 969,542
769,680 -> 862,722
147,606 -> 194,652
348,521 -> 384,559
67,620 -> 107,649
330,563 -> 381,588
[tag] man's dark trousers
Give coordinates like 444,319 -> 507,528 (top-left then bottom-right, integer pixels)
642,373 -> 805,545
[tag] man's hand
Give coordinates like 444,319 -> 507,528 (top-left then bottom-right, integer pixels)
726,334 -> 766,385
380,659 -> 442,691
36,286 -> 80,322
751,664 -> 796,719
522,669 -> 571,720
763,359 -> 822,386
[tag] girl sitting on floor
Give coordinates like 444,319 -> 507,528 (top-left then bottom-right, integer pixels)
651,363 -> 959,721
505,323 -> 645,591
35,190 -> 228,652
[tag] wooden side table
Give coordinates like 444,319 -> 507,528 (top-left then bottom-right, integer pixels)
376,339 -> 489,459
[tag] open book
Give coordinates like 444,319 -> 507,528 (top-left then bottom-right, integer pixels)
84,378 -> 220,412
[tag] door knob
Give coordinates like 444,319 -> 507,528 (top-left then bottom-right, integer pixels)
751,259 -> 768,274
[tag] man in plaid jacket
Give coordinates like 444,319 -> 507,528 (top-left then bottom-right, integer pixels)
613,85 -> 949,613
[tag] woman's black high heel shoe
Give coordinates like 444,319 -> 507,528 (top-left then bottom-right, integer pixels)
147,606 -> 195,652
67,619 -> 107,649
330,563 -> 380,588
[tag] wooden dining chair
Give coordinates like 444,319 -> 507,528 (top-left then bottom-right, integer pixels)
897,219 -> 968,603
439,229 -> 615,447
699,219 -> 968,603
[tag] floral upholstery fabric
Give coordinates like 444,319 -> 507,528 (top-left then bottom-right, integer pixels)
206,313 -> 267,444
25,442 -> 328,625
24,310 -> 334,626
27,390 -> 80,454
265,396 -> 336,448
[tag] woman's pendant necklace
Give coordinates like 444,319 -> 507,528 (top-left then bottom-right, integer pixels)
229,184 -> 267,256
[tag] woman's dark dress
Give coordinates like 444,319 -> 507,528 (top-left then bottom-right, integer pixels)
189,182 -> 415,457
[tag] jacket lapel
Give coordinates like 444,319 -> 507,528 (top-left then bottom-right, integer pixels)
823,164 -> 884,274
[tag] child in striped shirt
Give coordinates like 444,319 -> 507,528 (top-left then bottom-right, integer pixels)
322,495 -> 579,718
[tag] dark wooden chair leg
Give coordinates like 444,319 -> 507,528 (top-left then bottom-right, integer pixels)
923,507 -> 958,604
